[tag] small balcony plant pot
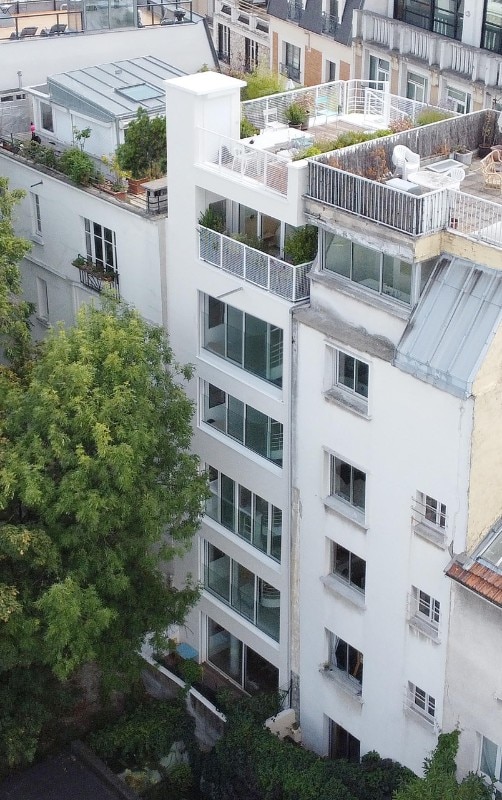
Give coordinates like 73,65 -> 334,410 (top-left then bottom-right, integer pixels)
127,176 -> 147,195
478,145 -> 492,159
454,149 -> 474,166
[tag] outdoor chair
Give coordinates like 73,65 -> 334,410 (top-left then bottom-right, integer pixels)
481,153 -> 502,194
262,107 -> 288,133
19,25 -> 37,36
392,144 -> 420,181
447,166 -> 466,190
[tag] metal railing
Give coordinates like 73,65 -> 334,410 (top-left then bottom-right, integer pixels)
198,129 -> 290,196
73,255 -> 119,295
198,226 -> 312,301
449,192 -> 502,249
308,162 -> 451,236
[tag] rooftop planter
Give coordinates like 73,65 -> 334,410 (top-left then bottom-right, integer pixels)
72,254 -> 119,294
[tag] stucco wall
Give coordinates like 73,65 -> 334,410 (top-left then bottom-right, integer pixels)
467,322 -> 502,551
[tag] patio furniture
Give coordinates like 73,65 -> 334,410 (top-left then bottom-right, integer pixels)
49,22 -> 66,33
447,166 -> 466,190
19,25 -> 37,36
392,145 -> 420,181
481,153 -> 502,194
412,170 -> 462,190
262,107 -> 288,133
426,158 -> 459,174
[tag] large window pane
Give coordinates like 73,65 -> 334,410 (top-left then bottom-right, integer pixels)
271,507 -> 282,561
245,647 -> 279,694
232,564 -> 255,620
257,579 -> 280,640
383,256 -> 412,304
238,486 -> 253,542
253,494 -> 269,552
204,297 -> 225,357
481,737 -> 498,779
207,619 -> 242,684
227,395 -> 244,442
226,306 -> 243,364
206,544 -> 230,602
244,314 -> 268,380
352,244 -> 380,291
221,473 -> 235,530
206,466 -> 219,522
246,406 -> 269,458
324,233 -> 351,277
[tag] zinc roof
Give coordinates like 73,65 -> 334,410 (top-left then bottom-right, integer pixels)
395,256 -> 502,398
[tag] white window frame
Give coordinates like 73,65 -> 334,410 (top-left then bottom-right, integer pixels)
333,349 -> 369,400
36,276 -> 49,323
39,100 -> 54,133
329,454 -> 366,512
446,85 -> 471,114
408,682 -> 436,723
369,54 -> 390,88
31,192 -> 42,238
479,735 -> 502,795
84,218 -> 118,273
326,629 -> 363,691
409,586 -> 441,639
331,541 -> 366,595
406,71 -> 428,103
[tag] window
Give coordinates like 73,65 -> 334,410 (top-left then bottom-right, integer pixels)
418,492 -> 447,529
394,0 -> 463,40
323,233 -> 412,305
202,295 -> 283,387
327,631 -> 363,687
40,102 -> 53,132
369,55 -> 390,88
408,682 -> 436,721
329,719 -> 360,762
245,38 -> 259,72
334,350 -> 369,399
331,543 -> 366,593
204,543 -> 280,641
217,24 -> 230,63
31,193 -> 42,236
409,587 -> 440,634
36,276 -> 49,322
406,72 -> 428,103
326,60 -> 336,82
281,42 -> 301,82
479,736 -> 502,794
203,383 -> 283,466
330,455 -> 366,512
483,0 -> 502,53
446,86 -> 471,114
207,617 -> 279,693
84,219 -> 117,274
206,466 -> 282,561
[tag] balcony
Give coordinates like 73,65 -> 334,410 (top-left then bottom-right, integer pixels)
307,110 -> 502,246
353,10 -> 502,90
198,226 -> 312,301
213,0 -> 269,37
72,255 -> 119,295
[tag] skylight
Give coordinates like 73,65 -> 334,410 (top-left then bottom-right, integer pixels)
116,83 -> 162,101
479,529 -> 502,570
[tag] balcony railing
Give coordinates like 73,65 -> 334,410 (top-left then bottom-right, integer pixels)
321,11 -> 338,35
198,226 -> 312,301
198,129 -> 290,195
72,255 -> 119,295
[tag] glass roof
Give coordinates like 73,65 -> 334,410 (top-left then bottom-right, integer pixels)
116,83 -> 163,101
479,529 -> 502,570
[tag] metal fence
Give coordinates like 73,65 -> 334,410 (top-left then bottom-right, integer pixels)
198,226 -> 312,301
449,191 -> 502,248
198,129 -> 290,195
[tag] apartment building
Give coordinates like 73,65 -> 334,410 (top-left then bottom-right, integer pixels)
354,0 -> 502,113
212,0 -> 354,86
444,527 -> 502,789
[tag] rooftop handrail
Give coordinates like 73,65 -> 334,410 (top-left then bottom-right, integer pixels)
198,225 -> 312,301
197,128 -> 290,195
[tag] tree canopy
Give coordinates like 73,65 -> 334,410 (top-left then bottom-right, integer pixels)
0,188 -> 207,769
115,108 -> 167,179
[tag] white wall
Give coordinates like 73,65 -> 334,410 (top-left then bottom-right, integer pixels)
294,296 -> 473,773
0,150 -> 166,329
0,22 -> 217,92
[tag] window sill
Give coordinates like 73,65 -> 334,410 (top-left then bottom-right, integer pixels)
404,704 -> 436,730
323,387 -> 370,419
320,574 -> 366,609
36,316 -> 50,328
30,234 -> 44,245
408,616 -> 441,644
315,271 -> 412,320
413,521 -> 448,549
320,666 -> 363,703
200,422 -> 283,472
323,495 -> 368,530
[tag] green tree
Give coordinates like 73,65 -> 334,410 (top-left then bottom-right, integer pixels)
115,108 -> 167,179
0,178 -> 33,377
393,731 -> 492,800
0,299 -> 207,770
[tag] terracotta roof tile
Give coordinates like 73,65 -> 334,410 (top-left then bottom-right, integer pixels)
446,560 -> 502,607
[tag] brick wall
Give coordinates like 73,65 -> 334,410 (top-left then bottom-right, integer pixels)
304,47 -> 322,86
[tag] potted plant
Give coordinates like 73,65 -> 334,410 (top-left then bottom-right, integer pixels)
116,108 -> 167,194
453,146 -> 475,166
284,225 -> 318,265
285,98 -> 310,131
72,254 -> 89,269
100,154 -> 130,199
479,110 -> 497,158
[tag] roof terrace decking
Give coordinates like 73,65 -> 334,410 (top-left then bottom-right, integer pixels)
306,109 -> 502,250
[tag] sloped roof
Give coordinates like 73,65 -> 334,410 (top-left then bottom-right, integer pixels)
395,256 -> 502,398
45,55 -> 184,122
446,523 -> 502,607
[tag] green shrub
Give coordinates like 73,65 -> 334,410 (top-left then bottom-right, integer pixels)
116,108 -> 167,179
169,763 -> 193,795
242,68 -> 285,100
415,108 -> 452,126
284,225 -> 318,265
231,232 -> 268,251
59,147 -> 97,185
240,116 -> 260,139
199,207 -> 226,232
88,700 -> 193,765
292,145 -> 322,161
